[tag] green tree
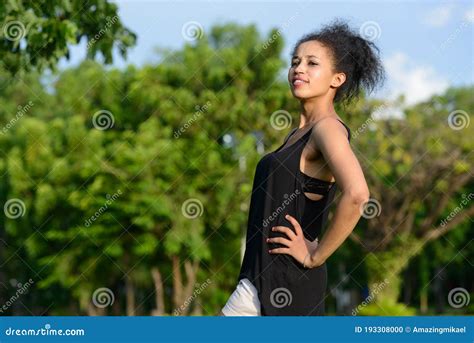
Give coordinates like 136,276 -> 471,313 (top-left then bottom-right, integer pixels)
0,0 -> 136,75
351,87 -> 473,314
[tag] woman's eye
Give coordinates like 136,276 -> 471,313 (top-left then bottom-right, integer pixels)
290,61 -> 317,67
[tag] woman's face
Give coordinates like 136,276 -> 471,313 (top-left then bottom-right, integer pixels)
287,40 -> 342,100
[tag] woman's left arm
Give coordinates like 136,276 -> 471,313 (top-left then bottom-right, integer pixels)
308,118 -> 370,267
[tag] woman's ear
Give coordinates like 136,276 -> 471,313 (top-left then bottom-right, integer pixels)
331,72 -> 346,88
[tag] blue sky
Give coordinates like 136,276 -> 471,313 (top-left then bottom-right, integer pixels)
59,0 -> 473,106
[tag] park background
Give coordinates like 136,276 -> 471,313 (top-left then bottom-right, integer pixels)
0,0 -> 472,316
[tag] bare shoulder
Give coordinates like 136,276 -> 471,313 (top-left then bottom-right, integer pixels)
309,116 -> 350,151
306,116 -> 367,195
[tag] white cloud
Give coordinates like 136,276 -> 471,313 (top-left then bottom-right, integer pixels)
464,7 -> 474,22
382,52 -> 450,106
424,4 -> 455,27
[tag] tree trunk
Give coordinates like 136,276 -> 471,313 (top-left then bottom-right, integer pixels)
151,267 -> 165,316
172,255 -> 184,314
172,255 -> 200,316
418,254 -> 429,314
125,274 -> 136,316
87,302 -> 106,316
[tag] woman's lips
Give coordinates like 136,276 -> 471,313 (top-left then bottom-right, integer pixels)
293,79 -> 308,87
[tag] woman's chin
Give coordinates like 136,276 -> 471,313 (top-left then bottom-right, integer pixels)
291,90 -> 308,99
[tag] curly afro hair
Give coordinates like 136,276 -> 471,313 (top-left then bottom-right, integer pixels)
291,18 -> 385,105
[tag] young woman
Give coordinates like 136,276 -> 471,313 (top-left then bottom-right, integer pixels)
220,19 -> 385,316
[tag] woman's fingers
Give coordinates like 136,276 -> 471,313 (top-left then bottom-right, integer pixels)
272,225 -> 296,239
284,214 -> 303,236
266,237 -> 291,247
268,247 -> 291,255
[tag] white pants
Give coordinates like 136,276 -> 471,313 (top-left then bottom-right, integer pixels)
221,278 -> 261,316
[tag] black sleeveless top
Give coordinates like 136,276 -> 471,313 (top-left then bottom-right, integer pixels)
237,118 -> 351,316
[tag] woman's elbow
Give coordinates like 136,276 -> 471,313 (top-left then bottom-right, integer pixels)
346,186 -> 370,205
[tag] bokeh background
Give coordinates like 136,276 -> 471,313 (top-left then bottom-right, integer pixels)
0,0 -> 472,316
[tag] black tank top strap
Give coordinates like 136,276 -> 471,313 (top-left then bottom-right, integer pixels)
284,127 -> 298,143
335,118 -> 351,142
